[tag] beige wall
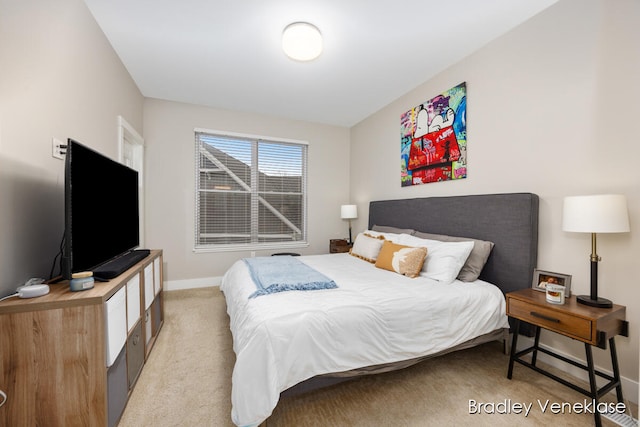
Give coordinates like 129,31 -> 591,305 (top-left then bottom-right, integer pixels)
0,0 -> 144,297
350,0 -> 639,400
143,98 -> 350,284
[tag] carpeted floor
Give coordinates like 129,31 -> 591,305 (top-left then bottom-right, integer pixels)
117,287 -> 637,426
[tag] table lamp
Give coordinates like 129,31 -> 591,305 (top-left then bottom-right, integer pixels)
341,204 -> 358,245
562,194 -> 630,308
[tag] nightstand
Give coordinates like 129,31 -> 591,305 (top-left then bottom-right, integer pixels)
329,239 -> 352,253
506,288 -> 628,427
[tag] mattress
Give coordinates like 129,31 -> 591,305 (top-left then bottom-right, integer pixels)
220,253 -> 510,426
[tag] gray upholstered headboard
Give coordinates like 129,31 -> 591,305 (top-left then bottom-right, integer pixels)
368,193 -> 539,295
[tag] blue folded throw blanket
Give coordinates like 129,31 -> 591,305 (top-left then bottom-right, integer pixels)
244,256 -> 338,299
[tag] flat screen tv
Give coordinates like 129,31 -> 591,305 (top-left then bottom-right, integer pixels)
61,139 -> 140,280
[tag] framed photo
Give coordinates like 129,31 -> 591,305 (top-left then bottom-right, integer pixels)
532,269 -> 572,296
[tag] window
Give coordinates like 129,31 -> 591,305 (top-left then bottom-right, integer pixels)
194,129 -> 308,251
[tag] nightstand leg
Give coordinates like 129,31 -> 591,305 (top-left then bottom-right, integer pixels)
507,319 -> 520,379
585,343 -> 602,427
609,337 -> 624,402
531,326 -> 541,367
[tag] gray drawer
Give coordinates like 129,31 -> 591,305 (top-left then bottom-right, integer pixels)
107,346 -> 127,427
127,321 -> 144,389
151,294 -> 163,337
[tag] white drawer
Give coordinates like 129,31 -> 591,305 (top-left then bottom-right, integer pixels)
153,257 -> 161,295
105,286 -> 127,367
126,274 -> 141,332
144,264 -> 154,310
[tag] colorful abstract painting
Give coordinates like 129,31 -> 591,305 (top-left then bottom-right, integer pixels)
401,82 -> 467,186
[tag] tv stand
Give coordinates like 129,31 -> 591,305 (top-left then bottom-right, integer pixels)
0,249 -> 163,427
93,249 -> 151,279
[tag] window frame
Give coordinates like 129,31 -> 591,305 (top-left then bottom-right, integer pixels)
193,128 -> 309,253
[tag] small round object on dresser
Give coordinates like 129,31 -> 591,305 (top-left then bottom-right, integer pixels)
70,271 -> 95,292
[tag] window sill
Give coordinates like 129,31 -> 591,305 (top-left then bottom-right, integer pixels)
193,242 -> 309,254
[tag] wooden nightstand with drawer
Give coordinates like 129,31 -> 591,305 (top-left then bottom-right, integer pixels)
330,239 -> 352,254
506,288 -> 628,427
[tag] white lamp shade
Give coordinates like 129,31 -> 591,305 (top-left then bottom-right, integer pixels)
282,22 -> 323,61
341,204 -> 358,219
562,194 -> 630,233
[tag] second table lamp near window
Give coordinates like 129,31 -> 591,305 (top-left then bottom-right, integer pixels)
341,205 -> 358,245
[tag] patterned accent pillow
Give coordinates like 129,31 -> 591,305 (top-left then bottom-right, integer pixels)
374,240 -> 428,278
349,232 -> 385,263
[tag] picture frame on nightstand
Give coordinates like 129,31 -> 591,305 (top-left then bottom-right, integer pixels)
531,269 -> 572,296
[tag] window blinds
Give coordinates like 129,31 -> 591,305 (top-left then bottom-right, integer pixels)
195,131 -> 307,250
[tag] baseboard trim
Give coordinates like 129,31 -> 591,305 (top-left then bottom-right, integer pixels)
165,276 -> 221,291
517,336 -> 638,405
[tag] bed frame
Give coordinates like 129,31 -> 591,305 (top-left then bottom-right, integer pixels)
283,192 -> 539,397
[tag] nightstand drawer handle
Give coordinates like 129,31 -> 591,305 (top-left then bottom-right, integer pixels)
530,311 -> 560,323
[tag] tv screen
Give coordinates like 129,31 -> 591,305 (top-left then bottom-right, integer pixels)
62,139 -> 140,280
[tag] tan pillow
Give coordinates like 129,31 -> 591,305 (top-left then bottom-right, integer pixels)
372,224 -> 416,235
375,241 -> 427,278
349,232 -> 385,263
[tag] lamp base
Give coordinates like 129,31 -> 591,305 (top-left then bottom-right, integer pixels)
576,295 -> 613,308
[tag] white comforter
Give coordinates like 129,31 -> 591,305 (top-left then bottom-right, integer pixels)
220,253 -> 510,426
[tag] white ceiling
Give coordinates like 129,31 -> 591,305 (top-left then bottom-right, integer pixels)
84,0 -> 557,127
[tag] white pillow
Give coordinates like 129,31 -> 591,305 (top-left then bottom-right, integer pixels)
349,232 -> 385,262
397,234 -> 474,284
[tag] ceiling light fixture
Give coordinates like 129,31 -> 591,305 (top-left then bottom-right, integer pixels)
282,22 -> 323,61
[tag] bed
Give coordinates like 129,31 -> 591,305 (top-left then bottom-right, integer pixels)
220,192 -> 539,427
